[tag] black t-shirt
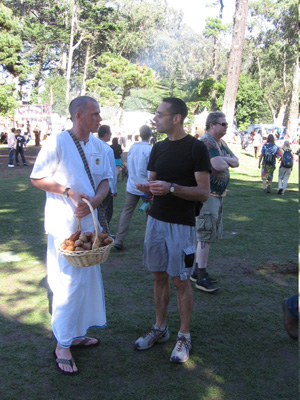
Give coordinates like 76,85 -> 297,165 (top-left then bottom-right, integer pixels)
148,135 -> 211,226
16,135 -> 26,148
110,144 -> 123,159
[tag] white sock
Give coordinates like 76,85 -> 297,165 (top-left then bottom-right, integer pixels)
154,324 -> 166,331
178,331 -> 191,340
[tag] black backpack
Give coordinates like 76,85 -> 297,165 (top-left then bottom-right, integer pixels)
263,144 -> 278,165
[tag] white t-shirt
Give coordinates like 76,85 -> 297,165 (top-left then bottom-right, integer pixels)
100,140 -> 117,194
7,132 -> 16,148
126,141 -> 152,195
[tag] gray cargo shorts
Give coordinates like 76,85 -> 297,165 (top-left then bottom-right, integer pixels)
143,216 -> 196,281
196,195 -> 223,243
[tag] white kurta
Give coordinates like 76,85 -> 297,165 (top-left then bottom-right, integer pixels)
30,131 -> 112,347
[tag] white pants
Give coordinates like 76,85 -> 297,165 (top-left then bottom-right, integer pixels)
278,166 -> 292,193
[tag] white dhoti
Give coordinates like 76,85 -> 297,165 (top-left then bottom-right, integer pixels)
47,235 -> 106,347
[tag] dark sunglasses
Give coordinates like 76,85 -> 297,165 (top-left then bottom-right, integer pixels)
215,122 -> 228,128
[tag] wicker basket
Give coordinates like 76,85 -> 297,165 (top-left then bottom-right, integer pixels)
59,198 -> 114,267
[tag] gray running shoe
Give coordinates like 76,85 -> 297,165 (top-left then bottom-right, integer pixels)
134,325 -> 170,350
170,336 -> 192,363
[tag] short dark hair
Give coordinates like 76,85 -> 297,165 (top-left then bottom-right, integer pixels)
139,125 -> 151,140
11,128 -> 16,132
206,112 -> 226,131
267,134 -> 275,144
112,137 -> 119,146
98,125 -> 111,138
162,97 -> 188,124
69,96 -> 98,121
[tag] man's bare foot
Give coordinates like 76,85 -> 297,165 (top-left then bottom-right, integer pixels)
54,344 -> 78,374
71,337 -> 99,348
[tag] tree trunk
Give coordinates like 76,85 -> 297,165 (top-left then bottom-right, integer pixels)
274,102 -> 287,127
211,36 -> 218,111
66,1 -> 76,105
285,54 -> 299,139
211,0 -> 224,111
81,41 -> 90,96
222,0 -> 248,138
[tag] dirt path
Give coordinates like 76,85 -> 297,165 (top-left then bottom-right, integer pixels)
0,145 -> 40,179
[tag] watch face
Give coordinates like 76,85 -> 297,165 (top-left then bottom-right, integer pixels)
170,184 -> 174,193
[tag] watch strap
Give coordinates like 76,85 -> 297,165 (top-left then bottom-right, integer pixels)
63,187 -> 71,198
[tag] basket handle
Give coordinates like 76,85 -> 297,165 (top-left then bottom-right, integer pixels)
82,198 -> 99,251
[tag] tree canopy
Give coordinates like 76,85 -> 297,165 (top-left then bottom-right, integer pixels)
0,0 -> 298,134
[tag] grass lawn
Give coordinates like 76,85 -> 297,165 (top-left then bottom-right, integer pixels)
0,143 -> 298,400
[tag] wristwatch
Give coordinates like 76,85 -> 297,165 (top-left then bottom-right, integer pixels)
63,187 -> 71,198
169,183 -> 175,193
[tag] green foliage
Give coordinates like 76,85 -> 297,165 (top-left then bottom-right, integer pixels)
86,52 -> 155,108
0,83 -> 18,116
203,17 -> 227,38
248,0 -> 298,121
186,77 -> 226,114
123,87 -> 163,112
155,63 -> 186,100
106,0 -> 168,60
235,74 -> 272,130
0,0 -> 295,130
3,0 -> 70,91
40,76 -> 67,116
0,4 -> 27,78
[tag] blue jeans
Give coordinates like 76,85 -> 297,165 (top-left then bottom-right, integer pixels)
15,147 -> 27,165
287,294 -> 298,319
9,148 -> 15,165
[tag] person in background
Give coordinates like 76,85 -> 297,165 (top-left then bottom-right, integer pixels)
114,125 -> 152,251
110,137 -> 123,181
15,129 -> 28,166
258,134 -> 282,194
8,128 -> 16,167
33,124 -> 41,146
277,140 -> 293,195
191,112 -> 239,293
1,131 -> 8,144
98,125 -> 117,234
252,131 -> 262,159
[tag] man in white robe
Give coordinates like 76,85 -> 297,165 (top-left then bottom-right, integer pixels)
30,96 -> 112,374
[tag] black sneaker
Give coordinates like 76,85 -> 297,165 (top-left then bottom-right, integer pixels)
266,185 -> 271,193
195,278 -> 220,293
190,271 -> 218,283
114,240 -> 124,251
190,271 -> 198,282
278,189 -> 283,195
205,273 -> 218,284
